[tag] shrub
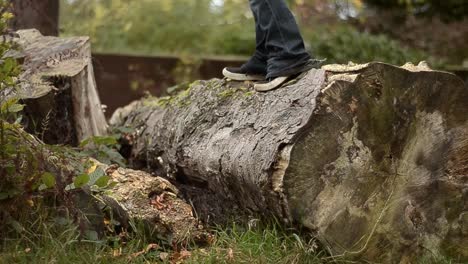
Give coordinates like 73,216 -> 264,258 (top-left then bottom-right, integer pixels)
305,25 -> 429,65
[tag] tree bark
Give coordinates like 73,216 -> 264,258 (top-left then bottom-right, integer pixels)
1,125 -> 205,244
10,0 -> 59,36
114,62 -> 468,262
87,162 -> 206,244
3,29 -> 107,145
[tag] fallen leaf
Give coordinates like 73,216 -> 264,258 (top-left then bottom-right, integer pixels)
227,248 -> 234,261
150,193 -> 167,210
128,244 -> 160,260
160,252 -> 169,261
145,243 -> 160,252
26,199 -> 34,207
87,162 -> 98,174
171,250 -> 192,264
113,248 -> 122,257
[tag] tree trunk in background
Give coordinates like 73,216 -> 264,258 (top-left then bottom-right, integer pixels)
3,29 -> 107,145
10,0 -> 59,36
113,62 -> 468,263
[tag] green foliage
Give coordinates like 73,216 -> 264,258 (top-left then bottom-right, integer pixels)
188,223 -> 327,264
0,1 -> 117,237
0,219 -> 329,264
363,0 -> 468,21
40,172 -> 56,189
60,0 -> 255,56
78,127 -> 130,167
73,174 -> 90,188
5,218 -> 455,264
60,0 -> 435,67
306,25 -> 428,65
0,1 -> 30,205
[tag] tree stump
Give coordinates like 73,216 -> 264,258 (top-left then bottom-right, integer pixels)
114,62 -> 468,262
4,29 -> 107,145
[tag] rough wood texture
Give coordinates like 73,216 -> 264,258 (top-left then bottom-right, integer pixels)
114,62 -> 468,262
97,164 -> 207,244
3,29 -> 107,145
4,127 -> 205,245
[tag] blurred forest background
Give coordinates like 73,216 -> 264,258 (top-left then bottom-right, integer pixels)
1,1 -> 467,262
59,0 -> 468,67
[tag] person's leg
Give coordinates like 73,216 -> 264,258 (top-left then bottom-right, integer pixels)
241,0 -> 269,75
222,0 -> 268,80
223,0 -> 320,85
250,0 -> 311,79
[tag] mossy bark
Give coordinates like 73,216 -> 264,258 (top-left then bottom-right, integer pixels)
114,62 -> 468,262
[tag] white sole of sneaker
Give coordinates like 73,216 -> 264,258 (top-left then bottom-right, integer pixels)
254,76 -> 289,92
222,68 -> 266,81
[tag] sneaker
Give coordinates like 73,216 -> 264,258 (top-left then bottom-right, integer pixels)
255,59 -> 325,92
268,58 -> 325,79
254,76 -> 289,92
223,67 -> 266,81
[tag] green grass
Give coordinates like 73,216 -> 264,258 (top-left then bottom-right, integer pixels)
0,214 -> 460,264
0,216 -> 333,264
188,224 -> 328,264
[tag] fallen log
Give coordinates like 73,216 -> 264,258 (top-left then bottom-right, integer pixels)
93,163 -> 206,244
114,62 -> 468,262
3,29 -> 107,145
0,124 -> 204,245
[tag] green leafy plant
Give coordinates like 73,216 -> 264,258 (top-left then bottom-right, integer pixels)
60,0 -> 255,56
0,2 -> 117,238
306,25 -> 429,65
78,127 -> 131,167
363,0 -> 468,21
0,1 -> 26,203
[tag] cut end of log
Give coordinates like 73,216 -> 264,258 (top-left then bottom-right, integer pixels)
284,63 -> 468,261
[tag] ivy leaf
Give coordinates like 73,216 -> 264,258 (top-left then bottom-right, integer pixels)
89,167 -> 105,186
101,145 -> 126,167
7,103 -> 24,113
107,181 -> 118,189
95,175 -> 111,188
0,98 -> 18,114
79,138 -> 91,148
74,174 -> 90,188
41,172 -> 56,188
93,136 -> 118,146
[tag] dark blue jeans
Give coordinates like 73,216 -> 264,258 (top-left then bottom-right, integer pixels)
245,0 -> 311,78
